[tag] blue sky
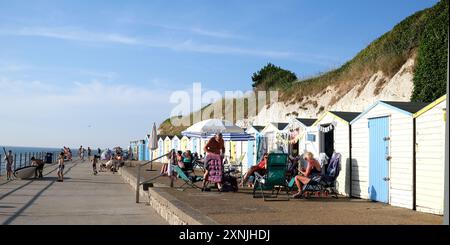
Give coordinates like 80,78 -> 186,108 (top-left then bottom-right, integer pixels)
0,0 -> 438,148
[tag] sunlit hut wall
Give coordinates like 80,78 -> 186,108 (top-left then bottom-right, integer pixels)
350,101 -> 428,210
172,135 -> 181,152
163,136 -> 173,163
240,127 -> 248,168
157,136 -> 165,159
285,118 -> 317,156
311,111 -> 360,197
245,125 -> 265,170
414,95 -> 446,215
189,136 -> 200,154
232,126 -> 247,165
261,122 -> 289,154
180,135 -> 190,152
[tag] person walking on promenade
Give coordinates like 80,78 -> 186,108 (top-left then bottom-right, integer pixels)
57,152 -> 65,182
31,157 -> 45,179
91,155 -> 98,175
80,146 -> 86,161
4,150 -> 14,180
87,147 -> 92,161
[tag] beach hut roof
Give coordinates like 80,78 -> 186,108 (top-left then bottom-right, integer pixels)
273,122 -> 289,130
252,125 -> 265,132
329,111 -> 361,122
314,111 -> 360,126
295,118 -> 317,127
351,100 -> 429,124
413,95 -> 447,118
381,101 -> 429,114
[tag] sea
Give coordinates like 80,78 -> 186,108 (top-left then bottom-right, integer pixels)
0,145 -> 84,175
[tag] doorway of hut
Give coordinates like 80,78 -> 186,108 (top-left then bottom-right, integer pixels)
319,123 -> 334,159
289,141 -> 299,156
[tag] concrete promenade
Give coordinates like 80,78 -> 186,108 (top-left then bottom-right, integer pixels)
0,159 -> 166,225
122,161 -> 444,225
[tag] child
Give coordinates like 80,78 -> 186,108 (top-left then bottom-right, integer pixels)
4,150 -> 14,181
92,155 -> 98,175
57,152 -> 65,182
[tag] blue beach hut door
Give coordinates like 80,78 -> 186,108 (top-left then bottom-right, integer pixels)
368,116 -> 390,203
247,140 -> 255,169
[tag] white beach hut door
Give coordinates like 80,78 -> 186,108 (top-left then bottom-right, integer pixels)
369,116 -> 390,203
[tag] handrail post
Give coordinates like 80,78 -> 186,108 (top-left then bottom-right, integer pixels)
136,162 -> 141,203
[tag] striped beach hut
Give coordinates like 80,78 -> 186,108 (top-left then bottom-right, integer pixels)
312,111 -> 360,196
261,122 -> 289,154
414,95 -> 447,214
285,118 -> 317,156
350,101 -> 428,209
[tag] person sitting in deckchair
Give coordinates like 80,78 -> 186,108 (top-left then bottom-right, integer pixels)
240,153 -> 268,187
182,150 -> 193,170
292,152 -> 322,198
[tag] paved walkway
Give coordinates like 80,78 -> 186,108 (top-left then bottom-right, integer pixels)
0,159 -> 166,225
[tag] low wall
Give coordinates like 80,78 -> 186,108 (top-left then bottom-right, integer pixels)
118,165 -> 218,225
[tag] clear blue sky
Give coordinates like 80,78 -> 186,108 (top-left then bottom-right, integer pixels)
0,0 -> 438,148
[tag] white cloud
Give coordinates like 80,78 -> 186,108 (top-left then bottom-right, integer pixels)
0,77 -> 174,148
0,26 -> 332,62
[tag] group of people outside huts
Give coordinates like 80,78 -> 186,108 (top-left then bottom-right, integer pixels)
158,132 -> 329,197
159,133 -> 235,192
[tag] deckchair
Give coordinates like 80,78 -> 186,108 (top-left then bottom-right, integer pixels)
226,153 -> 246,178
173,165 -> 203,190
252,153 -> 290,201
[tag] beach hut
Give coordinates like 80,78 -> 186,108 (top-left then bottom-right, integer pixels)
163,136 -> 173,163
129,140 -> 139,160
245,125 -> 265,170
311,111 -> 360,196
190,137 -> 201,154
144,134 -> 150,161
261,122 -> 289,154
285,118 -> 317,156
180,135 -> 190,152
414,95 -> 447,214
172,135 -> 181,152
158,136 -> 164,158
350,101 -> 428,209
137,139 -> 145,161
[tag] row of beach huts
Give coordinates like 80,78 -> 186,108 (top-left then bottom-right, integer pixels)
130,95 -> 447,215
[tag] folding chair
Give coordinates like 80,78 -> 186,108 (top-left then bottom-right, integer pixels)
252,153 -> 290,201
173,165 -> 203,190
